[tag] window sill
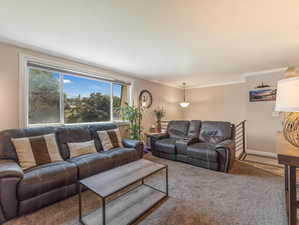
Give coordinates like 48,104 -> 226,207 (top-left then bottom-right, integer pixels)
27,120 -> 129,128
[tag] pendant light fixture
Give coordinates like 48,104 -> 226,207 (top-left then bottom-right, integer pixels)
179,82 -> 190,108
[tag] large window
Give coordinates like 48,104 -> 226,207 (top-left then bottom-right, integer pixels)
27,65 -> 130,126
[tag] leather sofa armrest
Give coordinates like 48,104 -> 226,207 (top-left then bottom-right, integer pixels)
150,133 -> 169,152
183,136 -> 199,144
0,160 -> 24,221
175,136 -> 199,154
150,133 -> 169,141
215,140 -> 235,172
122,139 -> 144,158
0,160 -> 23,179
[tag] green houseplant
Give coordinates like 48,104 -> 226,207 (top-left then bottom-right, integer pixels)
154,107 -> 166,133
120,103 -> 143,140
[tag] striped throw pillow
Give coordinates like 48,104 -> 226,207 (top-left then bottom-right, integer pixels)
97,128 -> 123,151
67,140 -> 97,158
11,134 -> 63,171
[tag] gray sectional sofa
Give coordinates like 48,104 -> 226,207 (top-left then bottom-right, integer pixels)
0,123 -> 143,223
151,120 -> 235,172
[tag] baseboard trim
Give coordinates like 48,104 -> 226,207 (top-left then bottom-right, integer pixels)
246,149 -> 277,158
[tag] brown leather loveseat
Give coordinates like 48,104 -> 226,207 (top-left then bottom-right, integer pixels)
151,120 -> 235,172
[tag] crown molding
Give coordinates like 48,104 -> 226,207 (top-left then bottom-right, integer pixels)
150,79 -> 182,89
187,80 -> 246,89
242,67 -> 287,77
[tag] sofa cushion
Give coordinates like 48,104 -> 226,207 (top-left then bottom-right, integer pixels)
68,153 -> 113,179
187,143 -> 218,162
18,161 -> 77,201
167,121 -> 190,139
199,121 -> 232,144
0,127 -> 56,160
56,126 -> 91,160
11,134 -> 63,171
97,128 -> 123,151
67,140 -> 97,158
89,123 -> 118,151
155,138 -> 176,154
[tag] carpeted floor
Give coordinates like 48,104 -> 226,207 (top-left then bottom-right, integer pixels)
5,154 -> 287,225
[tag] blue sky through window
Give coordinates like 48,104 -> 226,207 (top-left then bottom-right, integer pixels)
113,84 -> 122,98
43,70 -> 122,99
63,74 -> 113,98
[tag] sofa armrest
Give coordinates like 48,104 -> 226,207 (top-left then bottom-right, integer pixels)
215,140 -> 235,172
150,133 -> 169,141
0,160 -> 23,179
184,136 -> 199,144
150,133 -> 169,152
122,139 -> 144,158
0,160 -> 23,221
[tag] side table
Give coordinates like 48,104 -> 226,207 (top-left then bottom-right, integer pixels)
276,132 -> 299,225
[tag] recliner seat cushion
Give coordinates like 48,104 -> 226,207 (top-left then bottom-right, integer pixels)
155,138 -> 176,154
68,152 -> 113,179
18,161 -> 77,201
187,143 -> 218,162
100,147 -> 140,167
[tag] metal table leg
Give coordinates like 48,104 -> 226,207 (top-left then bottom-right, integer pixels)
78,183 -> 82,222
287,166 -> 297,225
166,166 -> 169,197
102,198 -> 106,225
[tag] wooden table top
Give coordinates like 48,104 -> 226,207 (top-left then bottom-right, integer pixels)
80,159 -> 166,198
276,132 -> 299,166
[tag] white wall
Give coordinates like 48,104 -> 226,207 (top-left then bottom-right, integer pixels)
184,83 -> 246,124
0,42 -> 183,132
184,71 -> 284,154
245,71 -> 283,153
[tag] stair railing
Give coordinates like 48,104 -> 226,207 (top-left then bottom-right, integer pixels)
235,120 -> 246,160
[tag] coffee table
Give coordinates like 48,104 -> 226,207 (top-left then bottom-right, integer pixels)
78,159 -> 168,225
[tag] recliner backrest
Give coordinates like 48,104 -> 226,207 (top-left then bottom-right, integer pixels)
0,123 -> 121,161
167,121 -> 190,139
199,121 -> 232,144
0,127 -> 57,160
188,120 -> 201,137
56,125 -> 92,160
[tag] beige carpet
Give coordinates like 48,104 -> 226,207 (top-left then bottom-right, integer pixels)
5,155 -> 287,225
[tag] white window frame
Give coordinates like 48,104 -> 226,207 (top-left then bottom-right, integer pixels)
19,54 -> 134,128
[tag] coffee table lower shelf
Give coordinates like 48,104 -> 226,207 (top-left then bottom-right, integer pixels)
80,185 -> 167,225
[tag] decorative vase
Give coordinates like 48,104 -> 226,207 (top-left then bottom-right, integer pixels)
157,120 -> 162,133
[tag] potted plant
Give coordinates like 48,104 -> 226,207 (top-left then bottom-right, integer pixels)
120,103 -> 143,140
154,106 -> 166,133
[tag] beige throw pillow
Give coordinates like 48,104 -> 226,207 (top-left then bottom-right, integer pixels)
11,134 -> 63,171
97,128 -> 123,151
67,140 -> 97,158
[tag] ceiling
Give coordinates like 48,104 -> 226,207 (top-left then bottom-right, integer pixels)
0,0 -> 298,88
